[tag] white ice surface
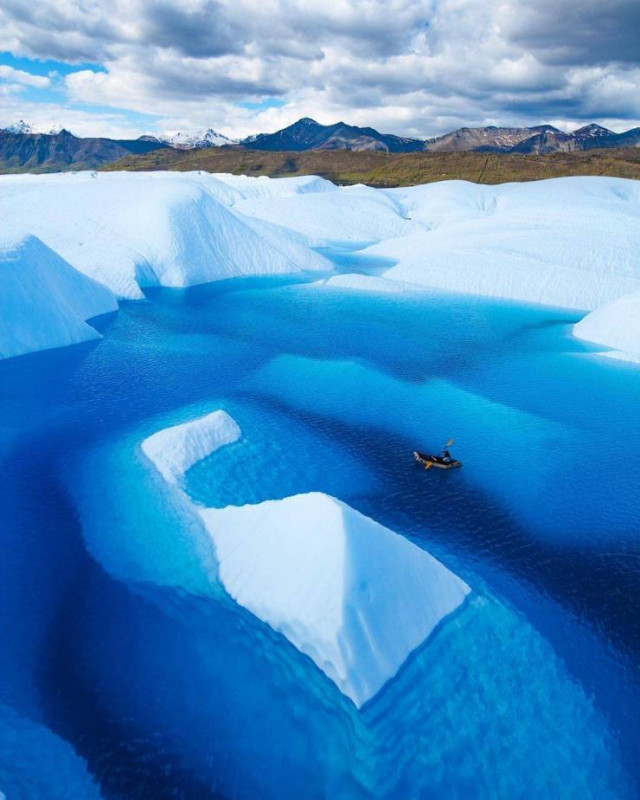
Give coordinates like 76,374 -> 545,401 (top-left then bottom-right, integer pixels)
574,291 -> 640,363
234,183 -> 417,246
0,234 -> 117,359
0,171 -> 331,299
141,410 -> 241,485
200,493 -> 470,708
367,177 -> 640,310
5,173 -> 639,360
141,410 -> 470,708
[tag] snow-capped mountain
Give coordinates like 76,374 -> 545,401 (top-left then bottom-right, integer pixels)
243,117 -> 424,153
159,128 -> 235,149
2,119 -> 63,135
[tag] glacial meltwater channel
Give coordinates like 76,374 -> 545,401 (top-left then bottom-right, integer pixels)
0,268 -> 639,798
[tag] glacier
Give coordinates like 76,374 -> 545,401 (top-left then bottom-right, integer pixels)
139,409 -> 470,708
0,171 -> 332,301
2,171 -> 640,360
365,177 -> 640,310
2,216 -> 639,797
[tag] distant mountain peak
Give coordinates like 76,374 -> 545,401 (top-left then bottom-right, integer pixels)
573,123 -> 613,137
2,120 -> 64,136
4,119 -> 33,134
159,128 -> 235,149
243,116 -> 424,153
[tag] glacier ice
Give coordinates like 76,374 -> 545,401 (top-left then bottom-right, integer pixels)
0,172 -> 640,362
0,171 -> 332,300
574,291 -> 640,364
140,409 -> 470,708
141,409 -> 242,485
200,492 -> 470,708
3,171 -> 640,361
365,177 -> 640,310
0,234 -> 117,359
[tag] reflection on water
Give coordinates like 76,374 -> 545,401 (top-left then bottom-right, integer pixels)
0,272 -> 639,798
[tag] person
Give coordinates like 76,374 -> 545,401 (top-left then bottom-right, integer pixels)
441,448 -> 452,464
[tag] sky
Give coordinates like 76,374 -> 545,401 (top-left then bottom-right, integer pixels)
0,0 -> 638,140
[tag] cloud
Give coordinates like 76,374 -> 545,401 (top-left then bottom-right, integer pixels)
0,0 -> 638,139
501,0 -> 640,66
0,64 -> 51,89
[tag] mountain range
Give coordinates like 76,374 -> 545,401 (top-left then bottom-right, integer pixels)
0,128 -> 169,172
1,117 -> 639,172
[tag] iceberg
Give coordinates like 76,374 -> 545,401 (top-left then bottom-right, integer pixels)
574,292 -> 640,364
0,234 -> 117,359
140,410 -> 470,708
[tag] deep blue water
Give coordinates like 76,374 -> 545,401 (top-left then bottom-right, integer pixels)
0,268 -> 639,798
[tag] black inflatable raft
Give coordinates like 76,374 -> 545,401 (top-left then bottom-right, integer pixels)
414,451 -> 462,470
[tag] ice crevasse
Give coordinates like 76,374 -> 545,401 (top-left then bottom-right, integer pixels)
141,410 -> 471,708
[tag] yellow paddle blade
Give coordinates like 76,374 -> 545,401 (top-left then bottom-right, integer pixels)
425,462 -> 433,470
446,437 -> 455,447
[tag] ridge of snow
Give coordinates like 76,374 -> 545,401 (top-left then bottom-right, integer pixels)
2,120 -> 62,135
370,177 -> 640,309
235,183 -> 417,246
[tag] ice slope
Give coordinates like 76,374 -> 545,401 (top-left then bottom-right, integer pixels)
365,177 -> 640,310
199,493 -> 470,708
0,234 -> 117,359
141,409 -> 470,708
0,172 -> 331,299
234,183 -> 417,246
204,173 -> 337,202
574,291 -> 640,363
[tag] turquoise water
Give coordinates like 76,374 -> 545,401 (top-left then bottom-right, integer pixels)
0,269 -> 639,798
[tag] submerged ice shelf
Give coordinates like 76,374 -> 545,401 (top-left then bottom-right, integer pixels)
141,410 -> 470,708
